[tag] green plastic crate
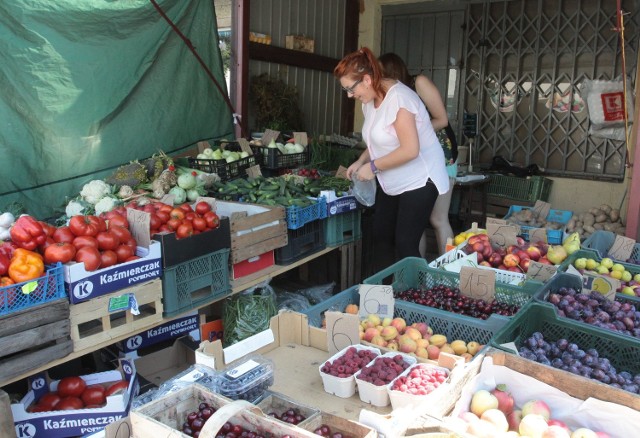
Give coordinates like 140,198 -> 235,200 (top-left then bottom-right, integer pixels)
303,285 -> 508,346
323,209 -> 362,246
487,174 -> 552,203
162,249 -> 231,317
362,257 -> 542,327
491,301 -> 640,374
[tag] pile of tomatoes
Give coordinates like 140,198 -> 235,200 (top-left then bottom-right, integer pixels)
125,200 -> 220,239
28,376 -> 128,412
43,213 -> 139,272
296,168 -> 320,179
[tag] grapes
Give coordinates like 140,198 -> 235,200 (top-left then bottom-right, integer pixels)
395,285 -> 520,319
518,333 -> 640,395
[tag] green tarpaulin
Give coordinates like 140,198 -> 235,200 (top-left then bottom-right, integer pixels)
0,0 -> 233,218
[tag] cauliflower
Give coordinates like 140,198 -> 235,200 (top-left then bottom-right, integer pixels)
65,200 -> 86,218
80,180 -> 112,204
94,196 -> 119,217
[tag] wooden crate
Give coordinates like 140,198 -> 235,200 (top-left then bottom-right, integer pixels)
217,201 -> 288,264
70,279 -> 163,352
0,298 -> 72,384
130,383 -> 321,438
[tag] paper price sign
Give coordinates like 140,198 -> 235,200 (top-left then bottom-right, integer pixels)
529,228 -> 547,244
608,235 -> 636,262
245,165 -> 262,179
236,138 -> 253,155
358,284 -> 394,319
325,311 -> 360,355
293,131 -> 308,146
486,217 -> 507,226
261,129 -> 280,146
126,208 -> 151,248
532,201 -> 551,221
582,272 -> 619,301
486,223 -> 518,248
526,261 -> 557,282
459,266 -> 496,301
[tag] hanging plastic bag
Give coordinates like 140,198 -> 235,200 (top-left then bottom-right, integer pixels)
582,78 -> 634,140
351,170 -> 376,207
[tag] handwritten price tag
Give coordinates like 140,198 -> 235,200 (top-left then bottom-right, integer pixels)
608,235 -> 636,262
529,228 -> 547,244
487,223 -> 518,248
582,272 -> 618,301
325,311 -> 360,355
261,129 -> 280,146
126,208 -> 150,248
236,138 -> 254,155
245,165 -> 262,179
197,140 -> 212,153
459,266 -> 496,301
160,193 -> 176,206
486,217 -> 507,226
293,132 -> 309,147
526,261 -> 557,282
533,200 -> 551,221
358,284 -> 394,319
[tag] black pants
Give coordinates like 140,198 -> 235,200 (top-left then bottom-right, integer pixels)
372,180 -> 439,272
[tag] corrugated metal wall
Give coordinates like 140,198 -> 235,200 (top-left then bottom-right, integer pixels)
249,0 -> 346,135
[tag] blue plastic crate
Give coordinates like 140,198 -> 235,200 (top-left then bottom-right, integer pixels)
504,206 -> 573,244
583,230 -> 640,265
286,197 -> 327,230
362,257 -> 542,327
0,262 -> 66,317
303,285 -> 508,346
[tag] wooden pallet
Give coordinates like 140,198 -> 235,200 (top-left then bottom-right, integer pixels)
70,279 -> 163,352
0,298 -> 72,384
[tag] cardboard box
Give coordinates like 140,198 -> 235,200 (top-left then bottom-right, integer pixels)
134,337 -> 198,388
285,35 -> 315,53
11,359 -> 137,438
216,201 -> 287,265
231,250 -> 275,280
70,279 -> 163,352
65,241 -> 162,304
152,218 -> 230,268
117,310 -> 201,355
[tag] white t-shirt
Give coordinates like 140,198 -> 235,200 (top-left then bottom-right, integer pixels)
362,82 -> 449,196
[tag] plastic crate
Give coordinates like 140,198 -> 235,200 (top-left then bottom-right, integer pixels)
487,174 -> 552,203
583,230 -> 640,264
303,285 -> 510,347
504,205 -> 572,244
252,145 -> 310,170
324,209 -> 362,246
534,271 -> 640,305
286,197 -> 327,230
490,301 -> 640,375
429,248 -> 527,285
275,219 -> 326,265
0,262 -> 66,317
161,249 -> 231,318
363,257 -> 542,326
188,151 -> 261,182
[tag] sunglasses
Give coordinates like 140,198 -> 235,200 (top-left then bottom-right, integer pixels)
341,78 -> 362,94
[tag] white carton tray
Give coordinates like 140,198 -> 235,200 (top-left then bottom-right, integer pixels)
318,344 -> 380,399
354,352 -> 417,407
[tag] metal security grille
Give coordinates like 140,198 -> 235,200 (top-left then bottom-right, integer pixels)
463,0 -> 639,180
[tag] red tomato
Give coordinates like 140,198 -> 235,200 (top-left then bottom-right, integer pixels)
115,244 -> 134,263
75,246 -> 102,271
149,213 -> 162,231
81,385 -> 106,406
95,230 -> 120,251
122,237 -> 137,249
170,208 -> 185,221
100,250 -> 118,268
178,203 -> 193,213
176,223 -> 193,239
107,215 -> 129,229
142,204 -> 156,214
204,211 -> 220,229
109,225 -> 132,243
38,392 -> 61,410
125,255 -> 141,262
185,212 -> 196,221
72,235 -> 99,250
158,224 -> 173,233
156,211 -> 170,224
68,215 -> 102,237
105,380 -> 128,397
44,242 -> 77,264
53,226 -> 75,244
57,376 -> 87,398
28,404 -> 51,413
166,218 -> 182,231
192,217 -> 207,231
39,221 -> 56,238
39,236 -> 55,253
56,396 -> 84,410
195,201 -> 211,215
158,203 -> 173,213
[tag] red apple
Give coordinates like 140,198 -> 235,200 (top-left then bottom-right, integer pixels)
479,261 -> 492,267
516,236 -> 526,246
491,384 -> 514,415
547,419 -> 570,433
482,245 -> 493,260
537,256 -> 552,265
463,244 -> 475,255
506,245 -> 518,254
489,253 -> 503,268
476,252 -> 484,263
507,266 -> 521,272
519,258 -> 531,272
503,253 -> 520,268
497,264 -> 508,270
516,250 -> 530,262
526,245 -> 542,261
468,235 -> 484,246
537,242 -> 549,256
472,242 -> 485,253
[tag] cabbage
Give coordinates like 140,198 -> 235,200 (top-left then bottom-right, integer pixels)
186,189 -> 201,202
177,173 -> 197,190
169,186 -> 187,204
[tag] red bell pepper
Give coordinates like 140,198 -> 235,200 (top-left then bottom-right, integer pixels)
9,215 -> 46,251
0,241 -> 17,259
0,253 -> 9,276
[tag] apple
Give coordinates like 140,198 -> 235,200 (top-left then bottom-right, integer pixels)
481,409 -> 509,432
491,384 -> 514,415
503,253 -> 520,268
507,410 -> 522,432
547,419 -> 570,432
542,425 -> 571,438
519,414 -> 548,438
538,256 -> 552,265
489,252 -> 503,268
470,390 -> 499,417
516,250 -> 531,262
519,258 -> 531,272
521,399 -> 551,421
526,245 -> 542,261
473,242 -> 485,253
482,244 -> 493,260
571,428 -> 598,438
480,261 -> 492,267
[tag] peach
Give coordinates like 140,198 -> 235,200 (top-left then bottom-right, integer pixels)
380,326 -> 398,341
390,317 -> 406,333
426,345 -> 440,360
398,335 -> 417,354
404,327 -> 422,341
410,322 -> 430,337
363,327 -> 380,342
370,335 -> 387,347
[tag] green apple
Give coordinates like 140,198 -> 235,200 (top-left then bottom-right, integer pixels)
634,273 -> 640,283
612,263 -> 625,272
585,259 -> 599,270
597,265 -> 610,275
621,286 -> 636,296
610,269 -> 622,280
574,258 -> 587,270
621,270 -> 633,282
601,257 -> 614,269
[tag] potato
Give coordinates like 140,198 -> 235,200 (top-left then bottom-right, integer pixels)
600,204 -> 612,214
603,222 -> 618,232
584,225 -> 596,234
610,209 -> 620,222
582,213 -> 595,226
595,213 -> 608,223
589,207 -> 603,216
593,222 -> 604,230
566,218 -> 576,231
